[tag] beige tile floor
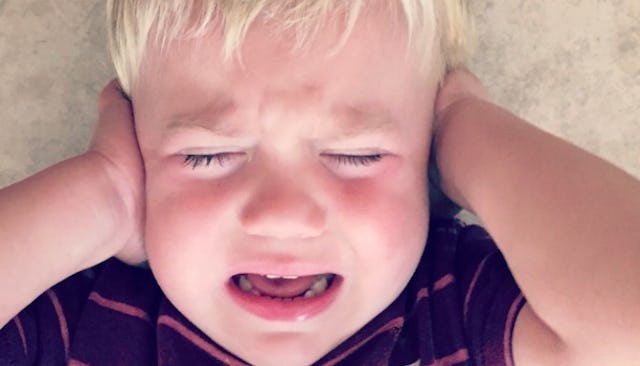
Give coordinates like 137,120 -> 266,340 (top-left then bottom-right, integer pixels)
0,1 -> 638,188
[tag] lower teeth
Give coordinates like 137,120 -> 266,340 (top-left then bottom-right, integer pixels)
235,274 -> 334,299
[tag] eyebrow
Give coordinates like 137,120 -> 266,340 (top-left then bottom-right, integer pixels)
163,95 -> 244,137
330,104 -> 397,138
166,118 -> 244,137
163,102 -> 396,138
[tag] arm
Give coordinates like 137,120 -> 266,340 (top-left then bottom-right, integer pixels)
433,70 -> 640,365
0,81 -> 145,328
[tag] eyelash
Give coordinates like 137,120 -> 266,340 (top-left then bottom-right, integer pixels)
326,154 -> 383,167
182,153 -> 383,169
183,153 -> 236,169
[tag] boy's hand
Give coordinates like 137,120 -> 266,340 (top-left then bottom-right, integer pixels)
429,68 -> 488,217
434,68 -> 488,121
88,80 -> 146,264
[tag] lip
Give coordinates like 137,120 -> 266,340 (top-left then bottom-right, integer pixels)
226,275 -> 343,322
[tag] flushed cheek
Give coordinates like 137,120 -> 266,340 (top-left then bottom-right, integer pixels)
335,175 -> 428,250
145,167 -> 247,235
333,175 -> 429,300
143,173 -> 245,295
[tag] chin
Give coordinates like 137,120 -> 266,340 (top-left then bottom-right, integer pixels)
242,353 -> 320,366
233,333 -> 332,366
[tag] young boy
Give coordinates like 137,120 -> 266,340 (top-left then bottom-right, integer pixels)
1,1 -> 639,365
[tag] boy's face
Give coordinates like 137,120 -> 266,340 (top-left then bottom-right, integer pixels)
132,9 -> 438,365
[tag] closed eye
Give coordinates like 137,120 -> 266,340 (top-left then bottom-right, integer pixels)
183,153 -> 241,169
323,154 -> 383,167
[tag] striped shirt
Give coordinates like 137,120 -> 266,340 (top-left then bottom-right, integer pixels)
0,219 -> 526,365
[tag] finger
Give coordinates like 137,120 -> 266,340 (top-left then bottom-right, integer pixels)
98,79 -> 131,114
91,79 -> 136,150
445,68 -> 487,98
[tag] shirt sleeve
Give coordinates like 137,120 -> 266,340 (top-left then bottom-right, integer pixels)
454,224 -> 527,366
0,268 -> 98,365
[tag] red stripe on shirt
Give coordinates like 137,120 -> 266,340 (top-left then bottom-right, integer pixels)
68,359 -> 90,366
12,315 -> 27,355
46,290 -> 70,361
433,274 -> 455,291
463,257 -> 490,323
416,287 -> 430,302
504,294 -> 525,366
426,348 -> 470,366
415,273 -> 455,304
158,315 -> 248,365
322,316 -> 405,366
89,291 -> 151,322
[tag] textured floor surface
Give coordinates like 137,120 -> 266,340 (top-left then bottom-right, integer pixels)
0,0 -> 638,188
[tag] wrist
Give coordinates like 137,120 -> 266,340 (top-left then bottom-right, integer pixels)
428,142 -> 462,218
82,151 -> 140,261
431,98 -> 494,212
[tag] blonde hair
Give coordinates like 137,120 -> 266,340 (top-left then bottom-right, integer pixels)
107,0 -> 474,94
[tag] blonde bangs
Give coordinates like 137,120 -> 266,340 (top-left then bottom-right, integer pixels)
107,0 -> 473,94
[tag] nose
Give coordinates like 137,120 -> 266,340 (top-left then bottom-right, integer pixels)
240,173 -> 326,239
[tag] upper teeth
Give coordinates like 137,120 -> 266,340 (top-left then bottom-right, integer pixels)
265,274 -> 299,280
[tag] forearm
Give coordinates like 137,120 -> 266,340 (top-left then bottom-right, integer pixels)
434,100 -> 640,351
0,152 -> 131,327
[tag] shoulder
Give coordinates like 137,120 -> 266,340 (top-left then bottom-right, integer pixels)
68,259 -> 163,365
431,220 -> 574,366
0,264 -> 100,365
0,259 -> 163,365
410,219 -> 527,366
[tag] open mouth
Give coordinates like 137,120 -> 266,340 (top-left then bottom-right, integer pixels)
231,273 -> 337,300
227,272 -> 343,321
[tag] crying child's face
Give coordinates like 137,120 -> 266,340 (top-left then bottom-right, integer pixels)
131,8 -> 439,365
